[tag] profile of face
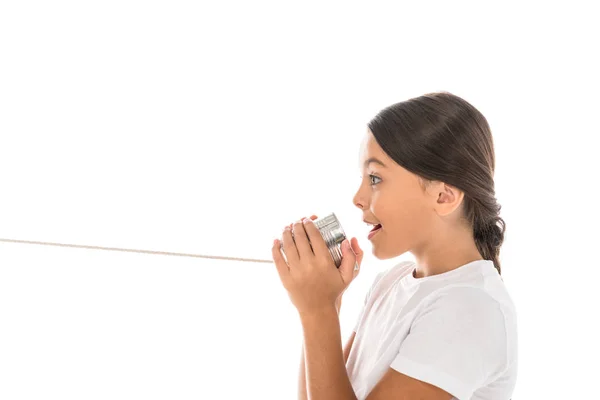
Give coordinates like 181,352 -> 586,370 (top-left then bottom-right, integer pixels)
353,129 -> 465,260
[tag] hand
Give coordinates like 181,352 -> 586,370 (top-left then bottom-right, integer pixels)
272,215 -> 364,316
286,216 -> 346,314
284,215 -> 344,313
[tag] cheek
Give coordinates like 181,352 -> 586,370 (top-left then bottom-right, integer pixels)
384,193 -> 430,234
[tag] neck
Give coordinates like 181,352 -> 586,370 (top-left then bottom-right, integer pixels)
411,224 -> 483,279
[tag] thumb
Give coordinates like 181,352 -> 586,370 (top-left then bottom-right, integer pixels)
350,237 -> 364,270
339,239 -> 358,285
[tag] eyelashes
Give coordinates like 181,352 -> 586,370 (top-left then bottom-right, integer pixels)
369,174 -> 382,186
359,174 -> 382,186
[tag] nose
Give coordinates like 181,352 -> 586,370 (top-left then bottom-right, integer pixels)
353,185 -> 367,210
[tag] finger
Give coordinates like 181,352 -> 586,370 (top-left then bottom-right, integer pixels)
338,239 -> 358,284
286,215 -> 318,253
349,238 -> 363,276
290,215 -> 317,226
280,215 -> 319,251
272,239 -> 290,285
281,226 -> 299,264
292,220 -> 313,260
350,237 -> 363,278
302,217 -> 329,260
350,237 -> 364,268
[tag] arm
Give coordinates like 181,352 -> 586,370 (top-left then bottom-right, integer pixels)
299,330 -> 356,400
300,305 -> 357,400
298,344 -> 308,400
299,298 -> 354,400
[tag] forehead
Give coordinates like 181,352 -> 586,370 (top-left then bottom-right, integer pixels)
358,130 -> 388,165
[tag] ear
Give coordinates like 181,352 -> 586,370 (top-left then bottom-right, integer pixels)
428,181 -> 464,217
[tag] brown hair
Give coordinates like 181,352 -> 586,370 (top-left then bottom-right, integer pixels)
367,91 -> 505,274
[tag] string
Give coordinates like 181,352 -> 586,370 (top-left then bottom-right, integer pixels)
0,238 -> 274,264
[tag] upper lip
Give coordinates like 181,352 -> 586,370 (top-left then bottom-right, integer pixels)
363,219 -> 380,225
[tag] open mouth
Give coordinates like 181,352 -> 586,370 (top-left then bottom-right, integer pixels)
368,223 -> 382,239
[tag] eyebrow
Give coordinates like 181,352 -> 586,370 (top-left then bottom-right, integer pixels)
364,157 -> 386,168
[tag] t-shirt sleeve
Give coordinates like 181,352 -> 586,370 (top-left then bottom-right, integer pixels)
389,287 -> 508,400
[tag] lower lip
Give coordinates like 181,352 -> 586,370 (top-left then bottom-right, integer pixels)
368,225 -> 382,240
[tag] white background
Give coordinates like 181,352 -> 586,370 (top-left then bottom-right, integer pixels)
1,1 -> 598,398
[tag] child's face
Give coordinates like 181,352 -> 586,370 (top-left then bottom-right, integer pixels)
353,129 -> 438,260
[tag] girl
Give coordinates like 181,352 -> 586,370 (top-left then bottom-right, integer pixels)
272,91 -> 518,400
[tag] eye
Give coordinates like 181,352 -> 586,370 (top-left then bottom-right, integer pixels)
369,174 -> 382,186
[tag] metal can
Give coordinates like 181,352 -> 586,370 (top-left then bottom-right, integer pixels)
280,212 -> 347,268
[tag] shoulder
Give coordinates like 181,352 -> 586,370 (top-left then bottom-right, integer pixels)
422,285 -> 506,323
416,286 -> 509,353
427,284 -> 500,303
398,286 -> 511,385
387,285 -> 512,399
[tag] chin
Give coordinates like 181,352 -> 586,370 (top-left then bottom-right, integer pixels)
371,239 -> 409,260
372,245 -> 405,260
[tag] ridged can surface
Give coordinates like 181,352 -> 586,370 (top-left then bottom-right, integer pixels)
280,212 -> 347,268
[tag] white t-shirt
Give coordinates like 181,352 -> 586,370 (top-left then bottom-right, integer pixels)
346,260 -> 518,400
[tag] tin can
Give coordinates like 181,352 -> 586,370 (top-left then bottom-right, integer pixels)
280,212 -> 347,268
